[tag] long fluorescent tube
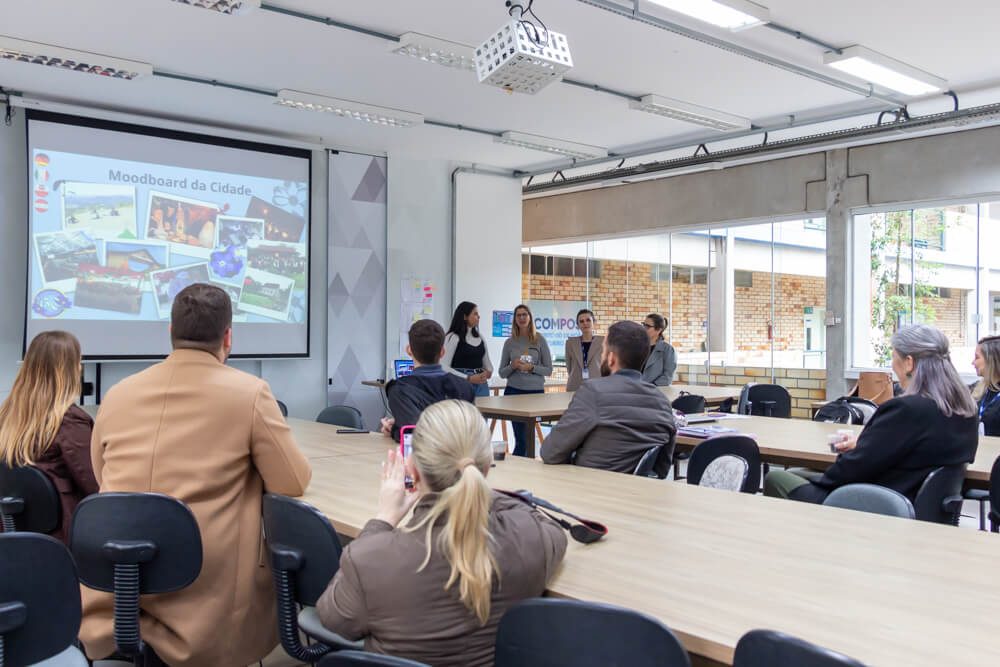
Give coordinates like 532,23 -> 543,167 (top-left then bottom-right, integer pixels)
824,46 -> 946,96
646,0 -> 769,31
275,90 -> 424,128
392,32 -> 476,72
629,94 -> 750,131
171,0 -> 260,14
0,35 -> 152,80
495,132 -> 608,159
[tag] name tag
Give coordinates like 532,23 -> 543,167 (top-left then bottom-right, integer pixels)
582,368 -> 590,380
980,422 -> 986,436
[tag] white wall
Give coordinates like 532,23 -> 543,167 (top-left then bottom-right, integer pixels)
0,114 -> 28,404
454,171 -> 523,363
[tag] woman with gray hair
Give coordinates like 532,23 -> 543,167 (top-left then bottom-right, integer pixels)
765,324 -> 979,503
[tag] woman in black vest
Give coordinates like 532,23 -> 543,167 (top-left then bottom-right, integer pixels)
443,302 -> 493,398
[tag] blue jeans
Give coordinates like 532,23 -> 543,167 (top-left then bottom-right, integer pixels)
504,386 -> 543,457
456,368 -> 490,398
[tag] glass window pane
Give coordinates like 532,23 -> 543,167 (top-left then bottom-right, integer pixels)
774,218 -> 827,372
983,202 -> 1000,336
671,231 -> 710,371
725,223 -> 774,371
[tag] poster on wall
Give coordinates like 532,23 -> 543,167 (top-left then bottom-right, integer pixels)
400,278 -> 435,358
528,299 -> 588,363
492,310 -> 513,338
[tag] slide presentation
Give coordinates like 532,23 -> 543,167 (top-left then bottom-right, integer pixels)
25,111 -> 311,359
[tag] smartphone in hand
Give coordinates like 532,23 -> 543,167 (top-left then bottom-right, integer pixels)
400,425 -> 415,489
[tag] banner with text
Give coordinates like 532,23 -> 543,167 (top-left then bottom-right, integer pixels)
528,299 -> 587,363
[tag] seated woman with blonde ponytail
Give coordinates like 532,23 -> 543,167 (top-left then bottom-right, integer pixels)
317,399 -> 567,666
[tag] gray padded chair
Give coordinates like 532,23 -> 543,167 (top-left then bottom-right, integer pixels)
276,400 -> 289,417
823,484 -> 915,519
698,455 -> 749,492
733,629 -> 870,666
685,436 -> 761,494
0,463 -> 61,534
317,405 -> 364,429
913,464 -> 967,525
633,446 -> 663,478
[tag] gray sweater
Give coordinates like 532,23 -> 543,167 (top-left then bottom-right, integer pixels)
642,340 -> 677,386
498,335 -> 552,391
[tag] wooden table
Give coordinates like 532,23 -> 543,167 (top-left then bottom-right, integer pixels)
475,385 -> 742,458
675,415 -> 1000,487
300,431 -> 1000,666
362,378 -> 568,391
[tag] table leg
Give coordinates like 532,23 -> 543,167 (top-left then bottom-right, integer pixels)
524,419 -> 537,459
535,422 -> 544,444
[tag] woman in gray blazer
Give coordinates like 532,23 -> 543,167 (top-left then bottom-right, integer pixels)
641,313 -> 677,386
564,309 -> 604,392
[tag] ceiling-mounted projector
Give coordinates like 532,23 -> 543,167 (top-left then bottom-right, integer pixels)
474,19 -> 572,95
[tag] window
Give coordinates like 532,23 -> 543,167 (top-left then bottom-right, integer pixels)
734,270 -> 753,287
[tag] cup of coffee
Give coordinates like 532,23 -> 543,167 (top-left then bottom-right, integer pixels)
827,432 -> 849,452
492,441 -> 508,461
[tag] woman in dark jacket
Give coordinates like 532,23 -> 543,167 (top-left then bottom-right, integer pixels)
972,335 -> 1000,436
641,313 -> 677,386
765,324 -> 979,503
0,331 -> 97,544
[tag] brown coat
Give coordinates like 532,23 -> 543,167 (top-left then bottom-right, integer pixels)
32,404 -> 98,545
316,492 -> 567,667
80,349 -> 312,667
564,335 -> 604,392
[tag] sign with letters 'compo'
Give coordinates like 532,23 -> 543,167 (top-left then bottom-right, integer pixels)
528,299 -> 588,363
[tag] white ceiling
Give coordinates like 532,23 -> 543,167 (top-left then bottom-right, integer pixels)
2,0 -> 998,172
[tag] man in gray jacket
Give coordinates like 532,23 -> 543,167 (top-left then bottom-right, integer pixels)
541,321 -> 677,477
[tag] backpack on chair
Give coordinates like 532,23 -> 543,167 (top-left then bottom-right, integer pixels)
813,397 -> 865,424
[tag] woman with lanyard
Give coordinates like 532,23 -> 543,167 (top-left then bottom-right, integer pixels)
564,309 -> 603,392
442,301 -> 493,397
971,335 -> 1000,436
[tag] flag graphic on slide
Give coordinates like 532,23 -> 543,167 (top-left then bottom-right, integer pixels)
34,184 -> 49,199
34,154 -> 50,167
34,198 -> 48,213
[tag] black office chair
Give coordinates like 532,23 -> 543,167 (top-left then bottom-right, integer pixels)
276,400 -> 289,417
70,493 -> 203,666
317,405 -> 364,429
964,455 -> 1000,532
633,446 -> 663,478
685,436 -> 761,494
671,394 -> 706,414
742,384 -> 792,418
733,629 -> 869,666
262,494 -> 362,664
0,533 -> 87,667
494,598 -> 690,667
913,464 -> 968,525
0,463 -> 60,534
318,651 -> 430,666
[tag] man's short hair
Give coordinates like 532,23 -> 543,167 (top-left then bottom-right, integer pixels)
170,283 -> 232,351
606,321 -> 650,371
408,319 -> 445,365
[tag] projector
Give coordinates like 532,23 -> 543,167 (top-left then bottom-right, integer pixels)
474,20 -> 572,95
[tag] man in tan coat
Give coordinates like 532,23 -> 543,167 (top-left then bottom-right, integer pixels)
81,283 -> 312,667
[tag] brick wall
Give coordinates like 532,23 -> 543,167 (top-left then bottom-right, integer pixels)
734,271 -> 826,352
919,290 -> 967,345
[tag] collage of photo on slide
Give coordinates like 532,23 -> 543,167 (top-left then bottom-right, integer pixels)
30,156 -> 309,325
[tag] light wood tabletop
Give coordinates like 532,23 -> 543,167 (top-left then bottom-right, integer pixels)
300,438 -> 1000,666
675,415 -> 1000,486
363,378 -> 568,390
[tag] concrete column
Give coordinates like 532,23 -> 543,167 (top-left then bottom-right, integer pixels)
825,149 -> 851,398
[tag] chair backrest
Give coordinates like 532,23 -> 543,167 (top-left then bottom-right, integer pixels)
913,464 -> 968,525
671,393 -> 706,414
745,384 -> 792,418
0,533 -> 82,667
733,629 -> 870,667
812,399 -> 861,425
276,400 -> 289,417
0,463 -> 61,534
633,446 -> 662,477
736,383 -> 755,415
262,493 -> 343,606
317,405 -> 364,429
698,455 -> 749,492
685,436 -> 761,493
823,484 -> 915,519
494,598 -> 691,667
989,455 -> 1000,527
71,492 -> 203,594
843,397 -> 878,424
318,650 -> 430,666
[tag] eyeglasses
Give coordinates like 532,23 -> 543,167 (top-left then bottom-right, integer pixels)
642,323 -> 655,329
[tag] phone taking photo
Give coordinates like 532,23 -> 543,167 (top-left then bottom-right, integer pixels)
400,425 -> 415,489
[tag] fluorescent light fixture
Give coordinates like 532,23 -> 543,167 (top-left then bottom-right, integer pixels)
629,94 -> 750,131
275,89 -> 424,128
646,0 -> 769,31
392,32 -> 477,72
601,162 -> 723,186
495,131 -> 607,159
170,0 -> 259,14
0,35 -> 152,80
824,46 -> 946,96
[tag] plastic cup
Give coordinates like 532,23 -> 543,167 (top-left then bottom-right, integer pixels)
492,441 -> 508,461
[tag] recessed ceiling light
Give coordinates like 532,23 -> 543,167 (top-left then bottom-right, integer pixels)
275,89 -> 424,128
646,0 -> 769,31
0,35 -> 152,80
629,94 -> 750,131
495,131 -> 607,159
824,45 -> 946,97
392,32 -> 477,72
170,0 -> 260,14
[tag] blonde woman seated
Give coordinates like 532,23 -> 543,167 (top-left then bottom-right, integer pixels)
317,400 -> 567,667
